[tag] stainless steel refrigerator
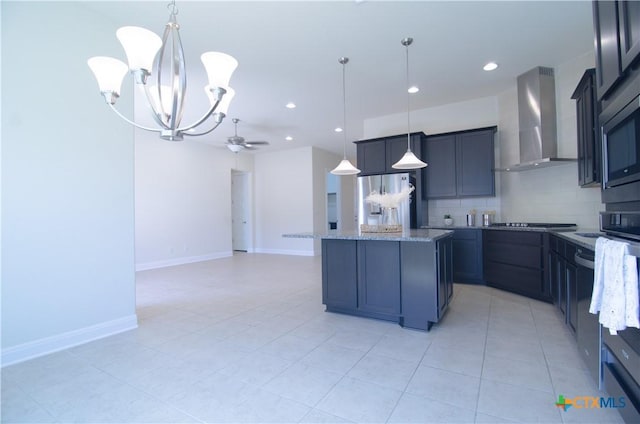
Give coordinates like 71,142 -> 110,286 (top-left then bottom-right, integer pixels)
357,173 -> 415,229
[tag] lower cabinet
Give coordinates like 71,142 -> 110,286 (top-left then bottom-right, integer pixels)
483,230 -> 550,301
321,236 -> 452,331
452,229 -> 483,284
549,235 -> 579,337
322,239 -> 357,310
550,235 -> 600,386
357,240 -> 401,316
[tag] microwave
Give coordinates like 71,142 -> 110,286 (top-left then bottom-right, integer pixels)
602,94 -> 640,204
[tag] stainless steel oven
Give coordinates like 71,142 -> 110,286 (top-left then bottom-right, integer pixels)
600,211 -> 640,423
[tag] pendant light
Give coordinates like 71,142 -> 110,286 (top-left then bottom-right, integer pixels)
331,57 -> 361,175
392,37 -> 427,170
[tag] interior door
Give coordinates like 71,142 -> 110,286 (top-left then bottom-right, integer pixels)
231,171 -> 250,251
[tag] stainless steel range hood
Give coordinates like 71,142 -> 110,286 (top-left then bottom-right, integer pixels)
498,66 -> 576,172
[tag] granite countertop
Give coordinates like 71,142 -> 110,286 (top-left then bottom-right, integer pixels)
553,229 -> 604,251
421,224 -> 604,251
421,225 -> 577,233
283,228 -> 453,242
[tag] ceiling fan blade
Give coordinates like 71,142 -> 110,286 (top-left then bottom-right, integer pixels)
245,141 -> 270,145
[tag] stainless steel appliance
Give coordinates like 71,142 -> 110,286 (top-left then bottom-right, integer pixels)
601,93 -> 640,205
489,222 -> 577,229
574,247 -> 601,389
499,66 -> 576,171
357,173 -> 414,229
599,211 -> 640,423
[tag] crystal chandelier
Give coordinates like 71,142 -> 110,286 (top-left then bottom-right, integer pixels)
87,1 -> 237,141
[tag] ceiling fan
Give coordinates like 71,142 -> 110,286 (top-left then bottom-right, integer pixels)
225,118 -> 270,153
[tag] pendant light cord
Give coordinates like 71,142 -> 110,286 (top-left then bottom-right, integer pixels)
342,59 -> 348,159
337,57 -> 350,160
405,41 -> 412,152
168,0 -> 178,15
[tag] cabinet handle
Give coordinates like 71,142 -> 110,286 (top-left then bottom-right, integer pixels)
574,253 -> 595,269
622,349 -> 630,360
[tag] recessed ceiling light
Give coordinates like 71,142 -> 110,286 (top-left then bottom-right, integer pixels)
335,127 -> 343,133
483,62 -> 498,71
285,102 -> 296,109
285,136 -> 293,141
408,86 -> 419,94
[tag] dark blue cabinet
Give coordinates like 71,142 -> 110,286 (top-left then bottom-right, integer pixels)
452,229 -> 483,284
549,235 -> 579,338
321,235 -> 453,331
593,1 -> 640,101
355,133 -> 425,176
357,241 -> 401,317
483,230 -> 550,301
437,236 -> 453,316
619,1 -> 640,72
322,239 -> 357,310
356,139 -> 386,176
422,127 -> 496,199
423,134 -> 457,198
594,0 -> 623,100
572,69 -> 602,187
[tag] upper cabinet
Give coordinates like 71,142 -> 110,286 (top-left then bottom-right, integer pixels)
593,1 -> 640,101
422,127 -> 496,199
572,69 -> 602,187
355,133 -> 425,176
356,139 -> 387,176
618,1 -> 640,72
593,1 -> 623,101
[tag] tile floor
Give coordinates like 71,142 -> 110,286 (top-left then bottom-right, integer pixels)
1,253 -> 626,423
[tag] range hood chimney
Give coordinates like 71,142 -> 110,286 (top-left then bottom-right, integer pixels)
500,66 -> 576,171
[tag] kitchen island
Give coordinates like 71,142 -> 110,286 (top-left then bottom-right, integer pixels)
286,229 -> 453,331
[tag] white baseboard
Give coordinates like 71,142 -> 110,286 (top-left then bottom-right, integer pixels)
135,251 -> 233,271
253,248 -> 316,256
1,314 -> 138,367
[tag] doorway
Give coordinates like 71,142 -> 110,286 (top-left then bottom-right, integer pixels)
326,172 -> 340,231
231,170 -> 252,252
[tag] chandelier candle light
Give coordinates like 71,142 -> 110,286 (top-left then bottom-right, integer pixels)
331,57 -> 361,175
392,37 -> 427,169
87,1 -> 237,141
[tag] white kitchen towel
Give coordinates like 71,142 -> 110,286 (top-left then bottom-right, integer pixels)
589,237 -> 639,335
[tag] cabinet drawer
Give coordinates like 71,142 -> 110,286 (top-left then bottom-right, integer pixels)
453,228 -> 480,240
483,230 -> 542,246
484,262 -> 543,297
484,242 -> 541,268
602,362 -> 640,423
604,331 -> 640,385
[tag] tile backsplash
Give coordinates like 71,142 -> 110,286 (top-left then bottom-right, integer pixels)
428,197 -> 502,227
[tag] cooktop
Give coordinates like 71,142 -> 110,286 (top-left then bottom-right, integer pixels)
490,222 -> 577,228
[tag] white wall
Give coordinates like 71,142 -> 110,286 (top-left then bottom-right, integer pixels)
254,147 -> 315,255
311,147 -> 355,252
499,51 -> 603,229
134,133 -> 254,270
363,97 -> 501,225
251,146 -> 349,256
1,2 -> 137,365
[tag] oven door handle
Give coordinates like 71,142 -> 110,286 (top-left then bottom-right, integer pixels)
575,252 -> 595,270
